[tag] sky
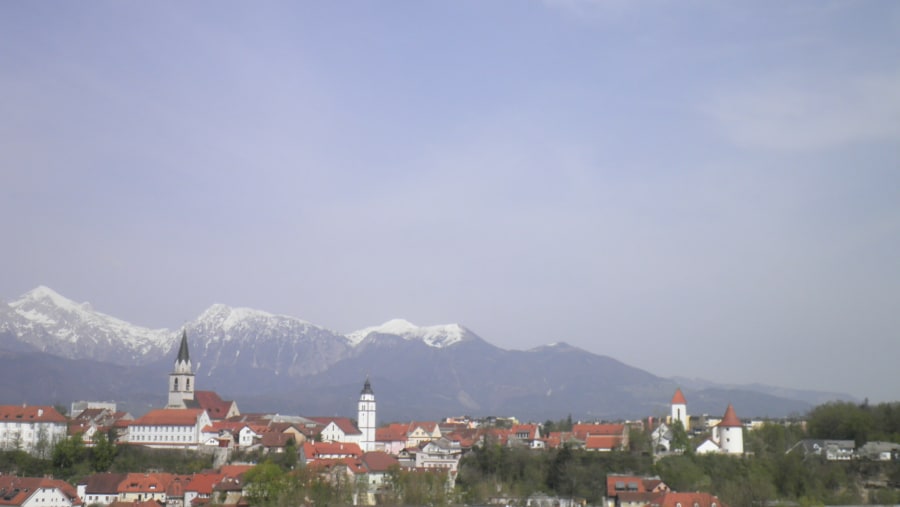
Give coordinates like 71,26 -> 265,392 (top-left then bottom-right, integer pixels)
2,1 -> 899,402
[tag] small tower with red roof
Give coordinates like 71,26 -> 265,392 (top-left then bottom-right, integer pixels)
670,388 -> 689,431
716,403 -> 743,454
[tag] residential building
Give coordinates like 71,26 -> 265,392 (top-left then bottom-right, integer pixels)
0,405 -> 67,455
77,473 -> 127,506
126,409 -> 211,449
0,477 -> 82,507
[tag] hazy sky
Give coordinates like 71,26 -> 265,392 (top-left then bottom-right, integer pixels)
2,1 -> 899,402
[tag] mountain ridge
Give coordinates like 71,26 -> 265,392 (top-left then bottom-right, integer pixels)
0,286 -> 853,420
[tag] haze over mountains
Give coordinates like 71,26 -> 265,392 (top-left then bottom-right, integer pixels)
0,286 -> 852,421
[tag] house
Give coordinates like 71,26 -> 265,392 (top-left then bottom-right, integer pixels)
301,441 -> 363,463
405,421 -> 442,448
858,441 -> 900,461
651,422 -> 673,453
604,474 -> 669,507
77,473 -> 127,506
788,439 -> 856,460
126,409 -> 211,449
573,423 -> 629,451
115,473 -> 180,504
509,424 -> 544,449
309,417 -> 362,445
182,472 -> 226,506
0,405 -> 68,455
375,423 -> 409,455
570,423 -> 628,452
415,437 -> 463,472
0,476 -> 83,507
69,409 -> 132,445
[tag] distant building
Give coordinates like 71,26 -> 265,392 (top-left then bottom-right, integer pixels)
670,388 -> 689,430
696,404 -> 743,455
0,476 -> 82,507
0,405 -> 68,455
358,377 -> 376,452
167,330 -> 195,409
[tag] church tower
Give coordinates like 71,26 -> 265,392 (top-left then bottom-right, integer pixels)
717,404 -> 744,454
671,388 -> 689,430
357,377 -> 376,452
167,330 -> 196,409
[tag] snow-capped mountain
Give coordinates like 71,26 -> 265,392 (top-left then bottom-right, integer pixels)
184,304 -> 351,378
0,286 -> 837,420
6,286 -> 171,364
347,318 -> 474,348
0,287 -> 470,373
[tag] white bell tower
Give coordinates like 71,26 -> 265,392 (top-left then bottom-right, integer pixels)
358,377 -> 376,452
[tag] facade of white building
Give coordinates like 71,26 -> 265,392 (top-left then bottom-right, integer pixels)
0,405 -> 68,455
126,409 -> 211,449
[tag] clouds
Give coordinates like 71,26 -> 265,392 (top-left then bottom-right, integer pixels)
707,70 -> 900,151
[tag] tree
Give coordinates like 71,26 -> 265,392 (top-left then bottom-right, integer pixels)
52,433 -> 86,471
91,431 -> 116,472
243,460 -> 286,507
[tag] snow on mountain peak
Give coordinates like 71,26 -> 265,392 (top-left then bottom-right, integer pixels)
8,285 -> 170,355
347,319 -> 469,348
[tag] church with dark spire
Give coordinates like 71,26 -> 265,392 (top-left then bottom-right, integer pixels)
167,329 -> 196,408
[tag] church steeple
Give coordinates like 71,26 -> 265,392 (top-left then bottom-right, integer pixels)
177,329 -> 190,363
167,329 -> 196,408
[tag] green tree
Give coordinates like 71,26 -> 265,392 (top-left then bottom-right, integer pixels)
52,433 -> 86,471
90,431 -> 117,472
243,460 -> 287,507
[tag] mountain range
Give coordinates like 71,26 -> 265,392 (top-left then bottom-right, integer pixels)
0,286 -> 853,421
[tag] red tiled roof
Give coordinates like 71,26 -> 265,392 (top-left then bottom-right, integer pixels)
134,409 -> 206,426
718,404 -> 742,428
81,473 -> 128,495
117,473 -> 176,494
671,388 -> 687,405
0,405 -> 66,423
191,391 -> 235,420
376,423 -> 409,442
585,435 -> 622,451
306,458 -> 367,475
185,473 -> 225,495
408,421 -> 439,434
361,451 -> 400,472
572,423 -> 625,441
303,441 -> 362,460
309,417 -> 361,436
217,465 -> 253,480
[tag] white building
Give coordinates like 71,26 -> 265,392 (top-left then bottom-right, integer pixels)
358,378 -> 376,452
0,405 -> 68,455
670,388 -> 689,430
696,404 -> 744,455
126,408 -> 211,449
0,476 -> 82,507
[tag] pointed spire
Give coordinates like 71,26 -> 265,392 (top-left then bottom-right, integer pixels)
361,376 -> 373,395
718,404 -> 742,427
671,388 -> 687,404
177,329 -> 190,363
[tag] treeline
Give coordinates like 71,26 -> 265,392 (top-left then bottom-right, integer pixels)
0,433 -> 214,482
807,400 -> 900,445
